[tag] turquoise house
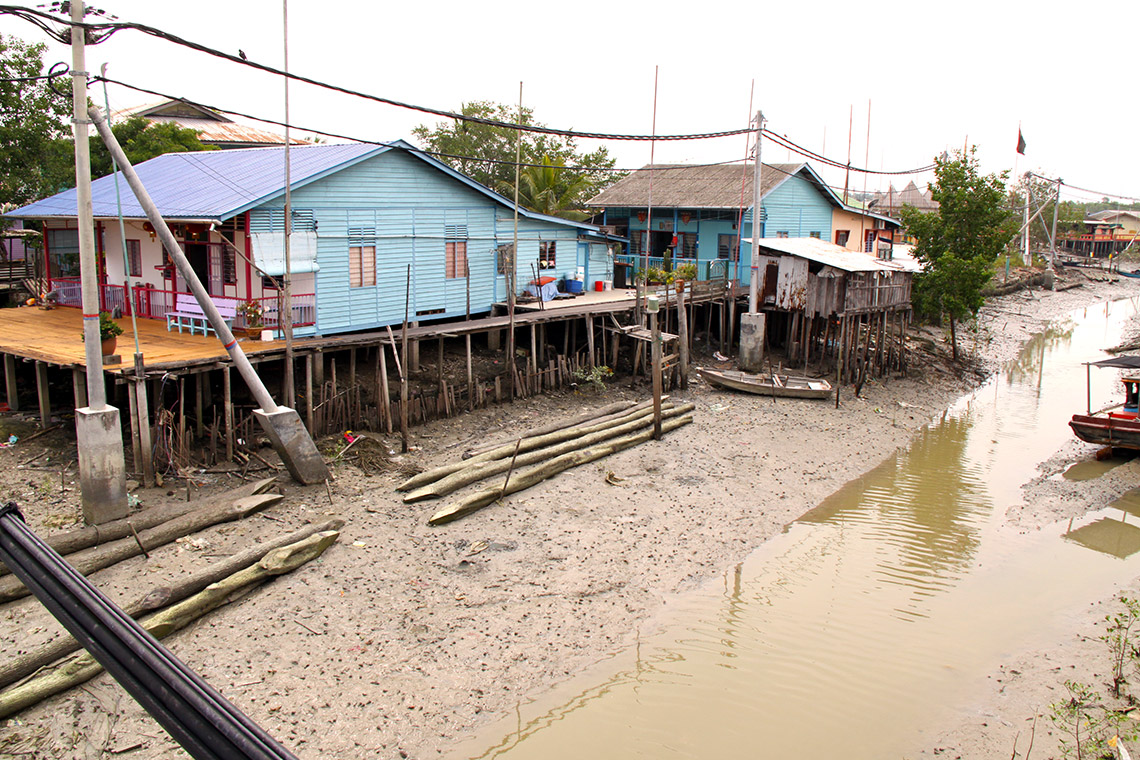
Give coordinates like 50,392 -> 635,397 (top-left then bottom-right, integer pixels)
586,162 -> 842,285
6,140 -> 619,337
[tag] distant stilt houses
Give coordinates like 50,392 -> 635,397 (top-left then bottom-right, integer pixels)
4,140 -> 622,336
1058,211 -> 1140,260
586,161 -> 914,377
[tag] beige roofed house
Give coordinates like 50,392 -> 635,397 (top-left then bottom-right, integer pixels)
867,181 -> 939,217
1088,210 -> 1140,236
112,100 -> 309,150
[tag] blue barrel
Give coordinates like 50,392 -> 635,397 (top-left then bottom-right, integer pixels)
566,279 -> 584,294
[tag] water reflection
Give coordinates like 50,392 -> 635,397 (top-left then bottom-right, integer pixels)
451,298 -> 1140,760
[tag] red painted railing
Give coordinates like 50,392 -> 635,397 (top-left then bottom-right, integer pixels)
50,279 -> 316,329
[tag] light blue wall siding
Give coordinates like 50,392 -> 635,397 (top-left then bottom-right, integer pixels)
761,174 -> 833,239
254,150 -> 588,334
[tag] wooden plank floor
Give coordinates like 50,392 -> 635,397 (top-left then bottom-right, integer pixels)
0,307 -> 295,373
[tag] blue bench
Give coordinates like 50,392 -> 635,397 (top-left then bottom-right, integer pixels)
166,294 -> 237,336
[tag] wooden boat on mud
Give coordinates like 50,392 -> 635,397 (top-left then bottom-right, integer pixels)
696,367 -> 833,400
1070,356 -> 1140,450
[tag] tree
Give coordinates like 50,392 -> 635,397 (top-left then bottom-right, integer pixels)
412,101 -> 623,219
88,116 -> 214,179
496,155 -> 593,221
902,147 -> 1018,361
0,34 -> 73,209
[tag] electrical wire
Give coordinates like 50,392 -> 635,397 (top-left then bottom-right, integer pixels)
0,5 -> 754,143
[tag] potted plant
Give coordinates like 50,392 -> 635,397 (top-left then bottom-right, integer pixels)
237,300 -> 264,338
82,312 -> 123,356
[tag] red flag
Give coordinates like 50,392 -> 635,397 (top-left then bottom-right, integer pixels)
1016,129 -> 1026,155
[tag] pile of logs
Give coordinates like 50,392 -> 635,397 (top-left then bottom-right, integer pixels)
397,398 -> 695,525
0,479 -> 342,717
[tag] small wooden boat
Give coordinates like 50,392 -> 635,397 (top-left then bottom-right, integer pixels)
696,367 -> 833,399
1119,269 -> 1140,279
1070,356 -> 1140,450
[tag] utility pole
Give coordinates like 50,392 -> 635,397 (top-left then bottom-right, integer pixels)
738,110 -> 766,372
1049,176 -> 1062,274
1023,173 -> 1031,264
281,0 -> 295,407
748,110 -> 763,314
70,1 -> 128,524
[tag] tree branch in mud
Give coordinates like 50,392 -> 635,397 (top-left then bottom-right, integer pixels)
0,518 -> 344,691
428,414 -> 694,525
0,530 -> 341,719
406,402 -> 693,503
399,401 -> 662,492
0,493 -> 285,604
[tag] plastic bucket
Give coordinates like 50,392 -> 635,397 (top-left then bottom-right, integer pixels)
566,279 -> 584,294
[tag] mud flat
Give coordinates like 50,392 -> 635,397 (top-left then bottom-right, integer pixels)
0,271 -> 1136,759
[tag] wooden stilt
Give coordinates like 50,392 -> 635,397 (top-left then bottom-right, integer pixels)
194,373 -> 204,438
72,368 -> 87,410
437,337 -> 444,392
380,344 -> 391,434
676,286 -> 689,388
304,354 -> 314,433
3,354 -> 18,412
134,355 -> 154,487
126,375 -> 141,478
465,334 -> 473,412
586,316 -> 595,369
34,361 -> 50,429
223,366 -> 233,463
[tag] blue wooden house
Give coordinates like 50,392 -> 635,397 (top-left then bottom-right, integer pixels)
5,140 -> 619,337
586,162 -> 844,286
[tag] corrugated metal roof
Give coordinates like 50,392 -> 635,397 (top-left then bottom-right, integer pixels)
745,236 -> 922,273
4,140 -> 606,237
113,100 -> 304,148
6,143 -> 384,221
586,162 -> 838,209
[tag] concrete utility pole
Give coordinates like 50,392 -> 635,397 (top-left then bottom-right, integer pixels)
71,1 -> 128,524
89,107 -> 329,485
1049,176 -> 1062,278
281,0 -> 295,406
739,110 -> 766,372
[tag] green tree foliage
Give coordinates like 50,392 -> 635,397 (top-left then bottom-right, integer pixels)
496,155 -> 593,221
0,34 -> 73,208
88,116 -> 214,179
902,147 -> 1018,360
412,101 -> 623,219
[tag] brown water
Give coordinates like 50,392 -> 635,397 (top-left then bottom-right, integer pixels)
451,298 -> 1140,760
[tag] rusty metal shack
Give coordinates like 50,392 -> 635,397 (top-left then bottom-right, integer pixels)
749,236 -> 918,383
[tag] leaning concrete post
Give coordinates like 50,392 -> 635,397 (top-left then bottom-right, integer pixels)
88,106 -> 328,485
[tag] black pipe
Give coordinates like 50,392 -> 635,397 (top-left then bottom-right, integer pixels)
0,502 -> 298,760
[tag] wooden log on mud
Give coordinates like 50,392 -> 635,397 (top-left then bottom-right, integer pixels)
428,414 -> 694,526
399,402 -> 661,493
0,478 -> 278,579
0,530 -> 340,719
0,493 -> 284,604
406,402 -> 695,503
0,518 -> 344,691
461,399 -> 639,459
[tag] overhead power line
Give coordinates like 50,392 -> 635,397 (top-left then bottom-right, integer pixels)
0,5 -> 753,143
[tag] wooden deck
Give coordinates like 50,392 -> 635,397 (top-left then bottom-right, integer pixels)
0,283 -> 740,374
0,307 -> 296,373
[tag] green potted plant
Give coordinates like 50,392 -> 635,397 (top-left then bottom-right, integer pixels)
82,312 -> 123,356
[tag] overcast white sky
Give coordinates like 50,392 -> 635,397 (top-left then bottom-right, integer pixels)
3,0 -> 1137,204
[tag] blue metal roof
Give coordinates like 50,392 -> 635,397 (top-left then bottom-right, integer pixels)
5,139 -> 605,237
5,142 -> 383,221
